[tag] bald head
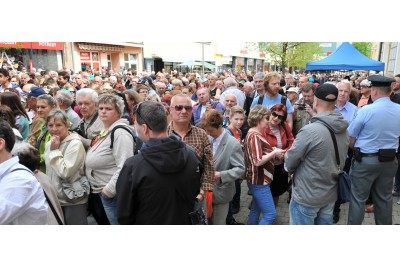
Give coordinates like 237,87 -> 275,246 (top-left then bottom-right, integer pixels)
224,94 -> 237,110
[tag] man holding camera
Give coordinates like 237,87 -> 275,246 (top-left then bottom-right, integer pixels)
292,83 -> 316,137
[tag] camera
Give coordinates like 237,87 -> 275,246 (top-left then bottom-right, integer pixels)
297,99 -> 312,110
297,99 -> 306,110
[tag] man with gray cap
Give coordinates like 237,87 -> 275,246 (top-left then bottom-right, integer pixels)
284,83 -> 349,225
347,75 -> 400,225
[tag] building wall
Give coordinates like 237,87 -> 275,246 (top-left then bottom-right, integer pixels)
71,43 -> 143,73
381,42 -> 400,76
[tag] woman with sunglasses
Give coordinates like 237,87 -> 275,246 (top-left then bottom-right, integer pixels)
244,105 -> 284,225
263,103 -> 294,207
85,93 -> 134,224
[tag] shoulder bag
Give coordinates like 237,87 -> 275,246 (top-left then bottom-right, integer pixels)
60,139 -> 90,203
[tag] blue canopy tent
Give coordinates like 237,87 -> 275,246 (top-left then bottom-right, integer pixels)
306,42 -> 384,71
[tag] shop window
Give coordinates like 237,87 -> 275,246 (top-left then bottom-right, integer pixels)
124,53 -> 137,71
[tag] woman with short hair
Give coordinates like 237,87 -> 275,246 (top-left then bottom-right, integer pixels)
44,110 -> 87,224
244,105 -> 284,225
85,93 -> 134,224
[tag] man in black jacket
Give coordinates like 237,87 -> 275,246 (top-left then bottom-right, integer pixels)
116,101 -> 202,224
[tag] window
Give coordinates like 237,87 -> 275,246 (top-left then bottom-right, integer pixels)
124,53 -> 137,71
388,42 -> 398,76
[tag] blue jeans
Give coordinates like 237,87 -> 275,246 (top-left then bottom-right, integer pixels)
289,199 -> 334,225
99,194 -> 119,225
248,184 -> 276,225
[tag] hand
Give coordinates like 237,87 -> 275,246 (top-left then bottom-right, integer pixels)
214,171 -> 221,181
101,190 -> 110,199
50,135 -> 61,150
304,104 -> 314,116
196,190 -> 205,201
205,102 -> 212,111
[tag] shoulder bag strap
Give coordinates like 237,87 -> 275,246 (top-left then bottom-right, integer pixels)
61,139 -> 73,155
315,120 -> 340,170
11,168 -> 64,225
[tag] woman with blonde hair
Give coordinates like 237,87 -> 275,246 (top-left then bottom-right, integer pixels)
244,105 -> 284,225
44,110 -> 87,224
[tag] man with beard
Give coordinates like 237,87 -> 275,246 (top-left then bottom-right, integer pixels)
251,72 -> 294,129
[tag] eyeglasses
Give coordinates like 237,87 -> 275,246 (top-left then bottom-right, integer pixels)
126,73 -> 132,76
171,105 -> 193,112
271,111 -> 285,121
134,102 -> 152,130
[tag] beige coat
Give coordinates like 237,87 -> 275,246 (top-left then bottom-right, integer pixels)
45,132 -> 87,206
35,171 -> 65,225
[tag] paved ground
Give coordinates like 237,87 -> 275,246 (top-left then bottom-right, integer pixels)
88,180 -> 400,225
231,181 -> 400,225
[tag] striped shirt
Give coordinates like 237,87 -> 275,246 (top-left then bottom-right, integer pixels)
244,130 -> 274,185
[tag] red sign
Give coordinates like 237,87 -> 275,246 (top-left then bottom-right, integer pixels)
327,51 -> 332,56
80,52 -> 91,61
0,42 -> 63,50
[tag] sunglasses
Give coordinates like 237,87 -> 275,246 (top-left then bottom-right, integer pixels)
272,111 -> 285,121
172,105 -> 193,112
134,102 -> 152,130
126,73 -> 132,76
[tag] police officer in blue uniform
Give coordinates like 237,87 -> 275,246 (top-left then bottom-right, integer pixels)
347,75 -> 400,225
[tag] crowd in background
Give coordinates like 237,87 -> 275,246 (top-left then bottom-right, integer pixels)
0,64 -> 399,225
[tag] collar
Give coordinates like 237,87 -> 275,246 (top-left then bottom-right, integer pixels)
0,156 -> 19,179
213,130 -> 225,143
169,121 -> 193,136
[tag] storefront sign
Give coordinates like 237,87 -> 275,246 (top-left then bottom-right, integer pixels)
0,42 -> 63,50
80,52 -> 91,61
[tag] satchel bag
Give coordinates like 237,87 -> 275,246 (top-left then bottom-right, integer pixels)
316,120 -> 352,204
60,140 -> 90,203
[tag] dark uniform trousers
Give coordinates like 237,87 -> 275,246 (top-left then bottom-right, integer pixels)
348,156 -> 398,225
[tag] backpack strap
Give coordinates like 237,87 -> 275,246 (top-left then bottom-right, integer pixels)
109,125 -> 138,155
281,95 -> 287,105
257,94 -> 264,105
10,168 -> 64,225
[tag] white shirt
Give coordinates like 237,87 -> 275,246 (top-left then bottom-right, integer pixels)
212,130 -> 226,156
0,156 -> 48,225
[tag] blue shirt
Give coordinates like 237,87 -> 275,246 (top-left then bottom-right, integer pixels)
250,94 -> 294,114
334,101 -> 358,126
348,97 -> 400,153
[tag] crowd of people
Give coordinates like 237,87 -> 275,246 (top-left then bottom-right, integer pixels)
0,65 -> 399,225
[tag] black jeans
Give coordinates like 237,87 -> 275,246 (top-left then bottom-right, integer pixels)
88,192 -> 110,225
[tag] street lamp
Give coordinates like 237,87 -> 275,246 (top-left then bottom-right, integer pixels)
196,42 -> 211,76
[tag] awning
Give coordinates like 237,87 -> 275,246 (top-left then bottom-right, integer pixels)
78,43 -> 124,52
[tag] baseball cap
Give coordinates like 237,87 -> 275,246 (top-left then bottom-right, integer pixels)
314,83 -> 338,102
22,87 -> 46,97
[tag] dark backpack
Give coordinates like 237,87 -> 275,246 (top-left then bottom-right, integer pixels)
109,125 -> 140,155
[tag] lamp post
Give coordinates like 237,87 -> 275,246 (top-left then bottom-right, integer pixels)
196,42 -> 211,76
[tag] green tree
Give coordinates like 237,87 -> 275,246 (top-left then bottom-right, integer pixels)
256,42 -> 323,74
352,42 -> 372,57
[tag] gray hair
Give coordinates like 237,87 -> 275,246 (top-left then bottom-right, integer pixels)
46,109 -> 70,128
223,77 -> 238,88
76,88 -> 99,103
37,94 -> 58,108
98,93 -> 125,116
56,90 -> 74,106
253,72 -> 265,80
171,93 -> 192,107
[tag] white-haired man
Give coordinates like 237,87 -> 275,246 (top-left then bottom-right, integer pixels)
219,77 -> 246,108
